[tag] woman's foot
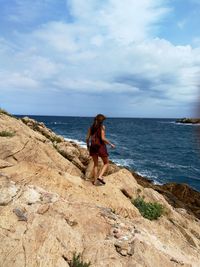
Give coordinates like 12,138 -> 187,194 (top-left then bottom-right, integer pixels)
97,177 -> 106,185
92,179 -> 98,185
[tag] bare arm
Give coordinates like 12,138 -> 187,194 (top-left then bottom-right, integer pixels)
86,127 -> 91,149
101,126 -> 115,148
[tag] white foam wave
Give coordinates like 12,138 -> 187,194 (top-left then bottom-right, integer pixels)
153,160 -> 187,169
159,121 -> 175,124
173,122 -> 200,126
47,122 -> 69,125
112,158 -> 134,167
112,158 -> 163,185
159,121 -> 200,126
64,138 -> 87,148
136,170 -> 163,185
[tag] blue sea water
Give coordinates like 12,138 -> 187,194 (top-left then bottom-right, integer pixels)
17,115 -> 200,192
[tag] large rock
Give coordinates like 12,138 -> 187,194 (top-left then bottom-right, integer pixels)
0,114 -> 82,176
1,113 -> 200,266
0,174 -> 200,267
21,116 -> 65,143
21,116 -> 91,173
56,142 -> 87,172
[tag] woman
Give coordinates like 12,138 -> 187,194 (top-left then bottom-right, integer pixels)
86,114 -> 115,185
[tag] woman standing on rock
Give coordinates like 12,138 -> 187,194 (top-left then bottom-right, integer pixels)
86,114 -> 115,185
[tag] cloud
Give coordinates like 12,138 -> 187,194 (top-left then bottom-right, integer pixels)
0,0 -> 200,116
0,71 -> 40,90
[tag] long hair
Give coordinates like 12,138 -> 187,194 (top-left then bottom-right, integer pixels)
90,114 -> 106,135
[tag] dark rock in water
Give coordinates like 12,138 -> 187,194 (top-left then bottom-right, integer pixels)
176,118 -> 200,124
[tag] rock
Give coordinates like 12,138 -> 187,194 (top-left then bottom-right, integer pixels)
13,207 -> 27,221
84,158 -> 121,180
120,188 -> 133,199
170,257 -> 184,265
39,191 -> 59,203
106,162 -> 121,175
23,186 -> 41,204
21,116 -> 65,143
115,240 -> 135,256
56,143 -> 80,160
0,115 -> 82,177
176,118 -> 200,124
0,159 -> 13,168
161,183 -> 200,219
78,147 -> 90,165
1,113 -> 200,267
132,169 -> 200,219
0,175 -> 19,205
56,143 -> 91,173
37,204 -> 50,215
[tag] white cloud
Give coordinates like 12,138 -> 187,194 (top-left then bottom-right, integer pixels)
1,0 -> 200,116
53,78 -> 139,94
32,22 -> 82,53
0,71 -> 39,90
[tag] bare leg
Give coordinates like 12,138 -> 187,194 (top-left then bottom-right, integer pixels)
98,156 -> 109,180
91,155 -> 98,184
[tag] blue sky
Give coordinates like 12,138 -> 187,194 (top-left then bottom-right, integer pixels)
0,0 -> 200,117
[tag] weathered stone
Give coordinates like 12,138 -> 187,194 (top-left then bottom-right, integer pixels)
37,204 -> 50,215
13,207 -> 27,221
0,159 -> 13,168
0,176 -> 19,205
84,158 -> 120,180
0,113 -> 200,267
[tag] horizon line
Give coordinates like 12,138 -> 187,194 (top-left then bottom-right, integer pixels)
14,114 -> 183,119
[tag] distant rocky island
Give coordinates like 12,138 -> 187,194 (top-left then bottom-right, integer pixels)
176,118 -> 200,124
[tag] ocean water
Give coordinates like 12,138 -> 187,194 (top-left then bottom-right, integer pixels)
17,115 -> 200,192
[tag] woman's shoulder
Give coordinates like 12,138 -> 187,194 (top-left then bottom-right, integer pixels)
102,125 -> 105,130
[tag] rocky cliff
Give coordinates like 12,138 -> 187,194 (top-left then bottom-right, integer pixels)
0,113 -> 200,267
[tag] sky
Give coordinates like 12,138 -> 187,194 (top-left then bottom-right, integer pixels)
0,0 -> 200,118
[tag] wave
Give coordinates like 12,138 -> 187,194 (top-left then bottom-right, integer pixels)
159,121 -> 175,124
153,160 -> 188,170
171,122 -> 200,126
158,121 -> 200,126
46,122 -> 69,125
112,158 -> 135,167
64,137 -> 87,148
136,170 -> 163,185
112,158 -> 164,185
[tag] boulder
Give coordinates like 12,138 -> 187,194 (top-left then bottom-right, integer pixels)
21,116 -> 65,143
1,174 -> 200,267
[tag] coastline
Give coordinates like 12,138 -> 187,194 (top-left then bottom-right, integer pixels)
1,112 -> 200,266
2,113 -> 200,219
64,132 -> 200,219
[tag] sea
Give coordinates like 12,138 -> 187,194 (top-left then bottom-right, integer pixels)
17,115 -> 200,192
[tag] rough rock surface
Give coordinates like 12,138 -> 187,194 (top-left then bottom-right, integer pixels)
0,113 -> 200,267
84,157 -> 120,180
